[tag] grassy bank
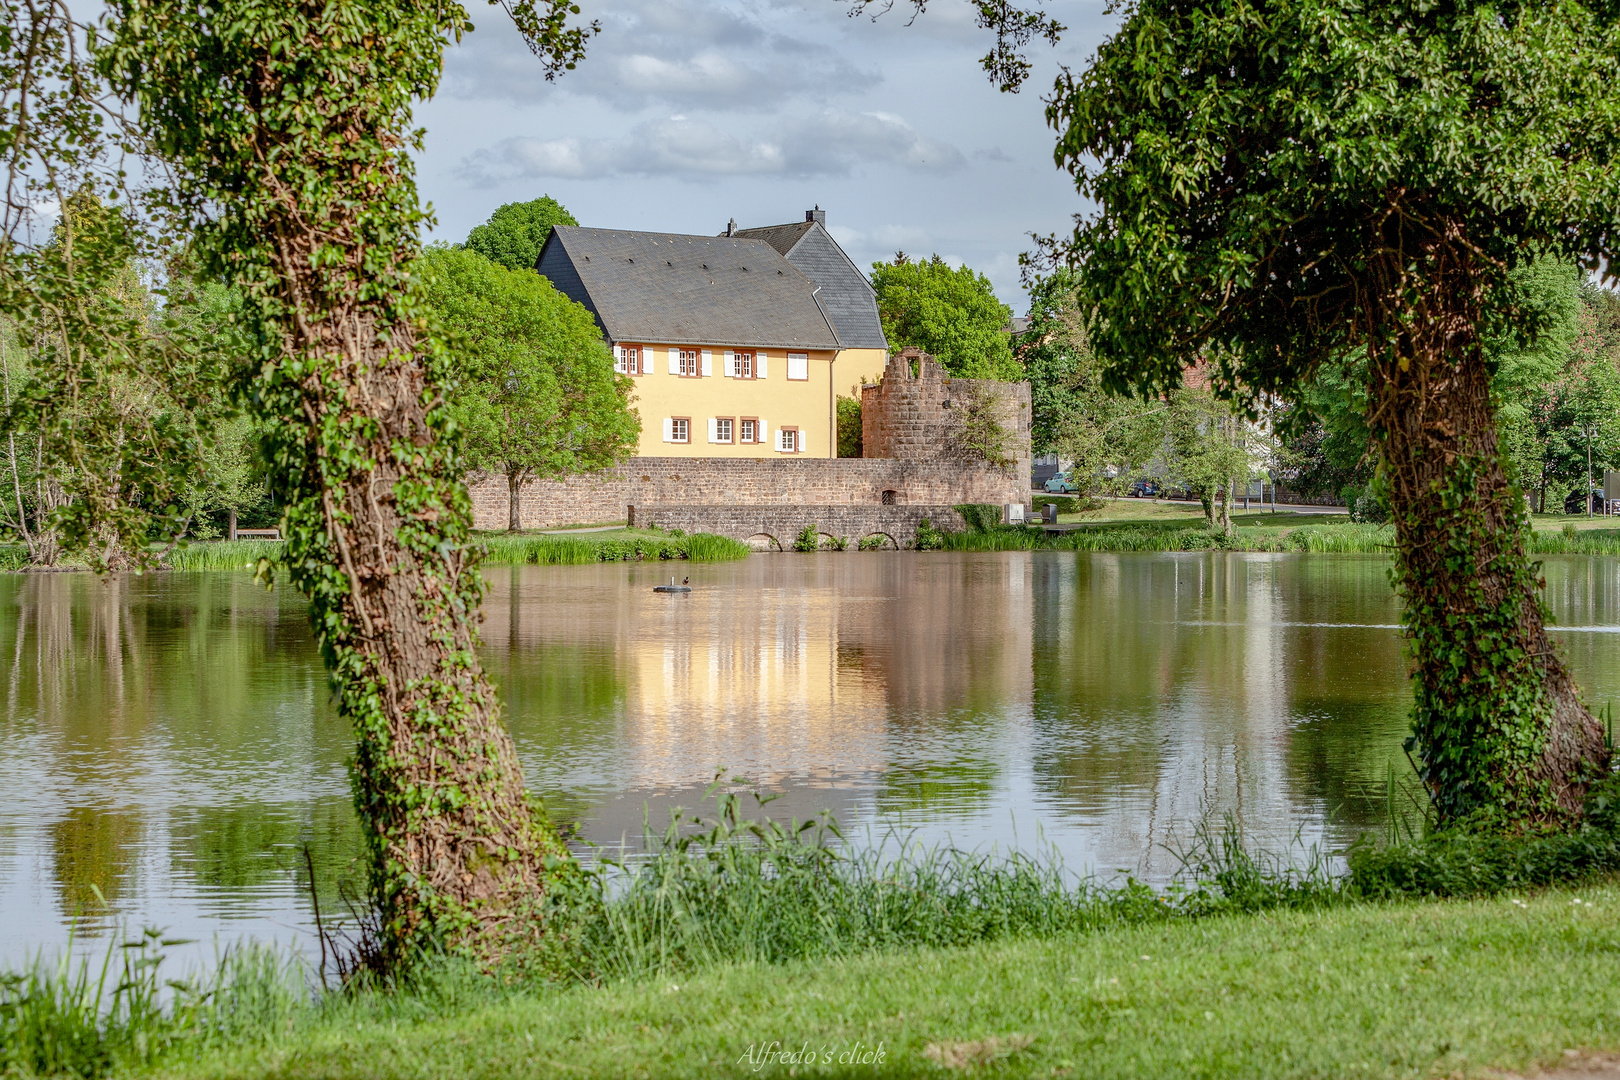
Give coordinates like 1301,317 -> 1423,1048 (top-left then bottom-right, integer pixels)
145,530 -> 751,572
10,789 -> 1620,1079
153,883 -> 1620,1079
946,506 -> 1620,556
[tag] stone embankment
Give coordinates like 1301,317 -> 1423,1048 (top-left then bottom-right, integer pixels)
466,458 -> 1020,532
627,504 -> 965,549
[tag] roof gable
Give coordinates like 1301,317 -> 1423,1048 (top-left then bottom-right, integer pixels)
735,220 -> 886,350
537,226 -> 841,351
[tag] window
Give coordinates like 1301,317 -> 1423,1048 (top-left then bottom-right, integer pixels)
712,417 -> 733,444
615,345 -> 641,375
734,352 -> 754,378
670,417 -> 690,443
678,349 -> 701,377
777,427 -> 801,453
787,352 -> 809,381
739,418 -> 757,444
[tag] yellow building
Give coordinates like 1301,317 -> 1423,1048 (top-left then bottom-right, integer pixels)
537,211 -> 887,458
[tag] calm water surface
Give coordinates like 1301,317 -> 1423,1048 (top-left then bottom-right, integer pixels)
5,550 -> 1620,968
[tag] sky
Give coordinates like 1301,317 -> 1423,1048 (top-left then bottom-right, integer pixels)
413,0 -> 1121,313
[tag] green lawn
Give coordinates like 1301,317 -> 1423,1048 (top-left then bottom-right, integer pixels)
160,883 -> 1620,1080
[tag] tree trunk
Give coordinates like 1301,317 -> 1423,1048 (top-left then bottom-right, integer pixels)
507,470 -> 522,532
228,506 -> 237,542
269,310 -> 566,964
184,24 -> 564,966
1367,238 -> 1609,826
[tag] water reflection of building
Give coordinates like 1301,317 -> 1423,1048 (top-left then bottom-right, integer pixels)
480,555 -> 1035,840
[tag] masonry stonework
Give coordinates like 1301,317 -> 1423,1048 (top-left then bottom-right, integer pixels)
861,349 -> 1032,481
466,457 -> 1023,531
628,504 -> 966,548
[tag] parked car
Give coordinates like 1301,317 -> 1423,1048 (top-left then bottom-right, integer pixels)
1044,472 -> 1078,494
1129,478 -> 1161,498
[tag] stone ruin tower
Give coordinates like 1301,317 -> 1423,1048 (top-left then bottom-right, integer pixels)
860,347 -> 1031,480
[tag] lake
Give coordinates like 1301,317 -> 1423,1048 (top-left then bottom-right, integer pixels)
4,550 -> 1620,969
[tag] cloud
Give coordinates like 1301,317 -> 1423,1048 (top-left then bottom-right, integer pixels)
456,111 -> 964,185
443,0 -> 880,112
973,146 -> 1012,162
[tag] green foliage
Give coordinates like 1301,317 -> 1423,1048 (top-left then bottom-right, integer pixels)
858,534 -> 890,551
463,195 -> 578,273
1499,279 -> 1620,512
0,930 -> 303,1078
419,246 -> 637,529
1397,458 -> 1564,823
913,517 -> 946,550
870,255 -> 1019,379
953,504 -> 1004,533
1350,779 -> 1620,899
1052,0 -> 1620,404
479,531 -> 748,565
835,395 -> 862,458
793,524 -> 820,553
1052,0 -> 1620,828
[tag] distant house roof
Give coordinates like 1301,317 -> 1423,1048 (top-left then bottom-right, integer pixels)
536,226 -> 842,351
732,214 -> 888,350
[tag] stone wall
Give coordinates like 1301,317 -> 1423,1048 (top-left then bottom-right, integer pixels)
861,349 -> 1032,481
628,504 -> 966,549
467,457 -> 1023,531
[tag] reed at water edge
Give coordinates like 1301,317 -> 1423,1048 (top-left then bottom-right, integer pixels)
143,531 -> 751,571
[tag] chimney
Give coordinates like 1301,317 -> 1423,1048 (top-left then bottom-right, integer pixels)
726,217 -> 736,237
806,205 -> 826,226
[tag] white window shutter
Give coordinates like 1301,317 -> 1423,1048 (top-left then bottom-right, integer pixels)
668,347 -> 679,374
724,350 -> 736,377
701,350 -> 713,377
757,420 -> 767,447
662,417 -> 674,443
756,352 -> 768,379
796,429 -> 804,452
707,418 -> 718,443
613,347 -> 626,375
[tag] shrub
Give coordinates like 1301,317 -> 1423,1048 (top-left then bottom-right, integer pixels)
913,518 -> 946,550
793,525 -> 820,552
953,504 -> 1004,533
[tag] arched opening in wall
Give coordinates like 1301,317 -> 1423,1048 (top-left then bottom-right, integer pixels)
746,533 -> 782,552
859,532 -> 898,551
881,490 -> 897,505
817,532 -> 848,552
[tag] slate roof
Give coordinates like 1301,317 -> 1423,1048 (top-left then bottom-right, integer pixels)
536,226 -> 842,351
732,220 -> 888,350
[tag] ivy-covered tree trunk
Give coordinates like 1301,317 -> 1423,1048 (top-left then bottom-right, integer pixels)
1367,234 -> 1609,827
101,0 -> 575,964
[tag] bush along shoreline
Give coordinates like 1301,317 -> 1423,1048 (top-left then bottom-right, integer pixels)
0,530 -> 752,572
8,780 -> 1620,1078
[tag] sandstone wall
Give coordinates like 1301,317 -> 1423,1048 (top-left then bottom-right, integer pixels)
861,349 -> 1032,481
467,458 -> 1023,531
628,504 -> 966,548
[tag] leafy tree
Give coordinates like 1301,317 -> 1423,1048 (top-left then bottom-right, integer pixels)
1052,0 -> 1620,826
1021,274 -> 1166,502
463,195 -> 577,273
100,0 -> 598,964
836,395 -> 862,458
870,255 -> 1020,379
1500,285 -> 1620,513
419,246 -> 637,531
